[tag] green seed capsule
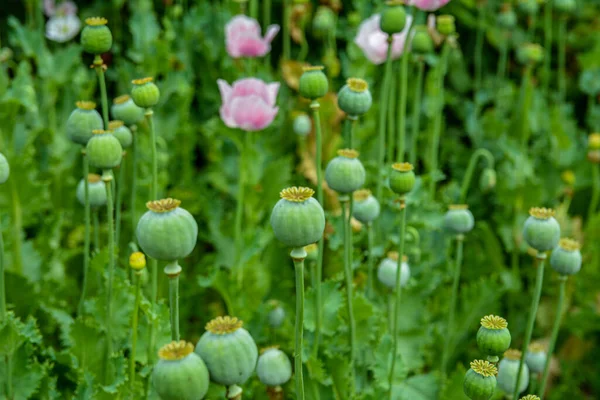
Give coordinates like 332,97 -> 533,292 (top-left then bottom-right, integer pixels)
589,133 -> 600,151
553,0 -> 576,13
550,238 -> 582,276
525,343 -> 546,375
195,316 -> 258,386
111,94 -> 145,126
463,360 -> 498,400
153,341 -> 210,400
304,243 -> 319,263
517,43 -> 544,66
80,17 -> 113,55
497,349 -> 529,396
479,168 -> 497,193
337,78 -> 372,117
312,6 -> 336,39
270,187 -> 326,248
520,395 -> 541,400
299,66 -> 328,100
108,121 -> 133,149
523,208 -> 561,252
498,5 -> 517,29
437,15 -> 456,36
389,162 -> 416,196
293,113 -> 312,136
325,149 -> 366,194
518,0 -> 539,15
267,302 -> 285,328
444,204 -> 475,235
352,189 -> 380,224
76,174 -> 107,208
86,129 -> 123,169
131,77 -> 160,108
380,1 -> 407,35
411,26 -> 434,55
377,252 -> 410,289
476,315 -> 511,360
129,251 -> 146,270
256,347 -> 292,387
66,101 -> 104,146
0,152 -> 9,184
136,198 -> 198,262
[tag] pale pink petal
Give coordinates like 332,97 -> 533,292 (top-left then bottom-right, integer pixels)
264,25 -> 280,44
231,78 -> 271,104
226,15 -> 261,37
390,15 -> 413,59
237,37 -> 269,58
354,14 -> 413,65
266,82 -> 280,107
408,0 -> 451,11
230,96 -> 278,131
220,104 -> 238,128
44,0 -> 56,16
217,79 -> 233,104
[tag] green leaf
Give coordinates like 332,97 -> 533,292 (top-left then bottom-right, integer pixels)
392,373 -> 439,400
304,280 -> 344,336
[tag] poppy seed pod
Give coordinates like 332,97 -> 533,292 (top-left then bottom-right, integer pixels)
476,315 -> 511,361
554,0 -> 576,14
76,174 -> 107,208
550,238 -> 582,276
463,360 -> 497,400
411,26 -> 434,55
136,198 -> 198,261
325,149 -> 366,194
525,343 -> 547,374
518,0 -> 539,15
80,17 -> 112,55
111,94 -> 145,125
108,121 -> 133,149
380,1 -> 407,35
497,349 -> 529,396
299,66 -> 328,100
520,395 -> 541,400
86,129 -> 123,170
270,187 -> 326,248
588,133 -> 600,150
131,77 -> 160,108
337,78 -> 372,117
444,204 -> 475,235
377,252 -> 410,289
129,251 -> 146,271
352,189 -> 380,224
517,43 -> 544,65
152,341 -> 210,400
293,113 -> 312,136
0,152 -> 9,184
256,347 -> 292,387
437,15 -> 456,36
66,101 -> 104,146
498,5 -> 517,30
267,301 -> 285,328
389,162 -> 416,196
305,243 -> 319,262
523,208 -> 561,253
195,316 -> 258,386
312,6 -> 336,39
480,168 -> 497,192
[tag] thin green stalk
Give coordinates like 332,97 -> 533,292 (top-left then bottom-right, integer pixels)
166,262 -> 181,341
558,17 -> 567,103
94,56 -> 109,128
130,125 -> 138,236
291,247 -> 307,400
397,53 -> 408,162
115,154 -> 126,249
528,13 -> 537,41
345,117 -> 357,149
459,148 -> 495,203
409,60 -> 425,166
429,41 -> 451,199
311,101 -> 323,354
93,209 -> 100,252
78,154 -> 91,316
9,179 -> 23,275
146,109 -> 158,365
249,0 -> 258,19
497,32 -> 509,82
235,132 -> 252,279
474,2 -> 485,97
542,1 -> 553,95
0,216 -> 5,322
441,234 -> 464,376
589,163 -> 600,219
539,276 -> 567,399
129,270 -> 142,391
103,170 -> 115,384
5,354 -> 12,400
387,68 -> 397,164
341,199 -> 356,395
283,0 -> 291,60
376,38 -> 394,204
263,0 -> 272,65
366,222 -> 374,299
513,253 -> 546,399
520,65 -> 534,149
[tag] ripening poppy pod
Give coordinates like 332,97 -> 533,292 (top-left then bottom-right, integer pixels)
550,238 -> 582,276
80,17 -> 112,55
76,174 -> 107,208
389,162 -> 415,196
412,26 -> 434,55
66,101 -> 103,146
444,204 -> 475,235
136,199 -> 198,262
554,0 -> 576,13
498,5 -> 517,29
325,149 -> 366,194
337,78 -> 372,117
437,15 -> 456,36
377,252 -> 410,289
267,300 -> 285,329
152,341 -> 210,400
270,187 -> 325,249
463,360 -> 497,400
0,152 -> 9,184
523,208 -> 561,253
520,395 -> 541,400
86,129 -> 123,170
476,315 -> 511,362
380,0 -> 407,35
111,95 -> 145,125
299,66 -> 328,100
195,316 -> 258,387
256,346 -> 292,387
131,77 -> 160,108
108,121 -> 133,149
497,349 -> 529,396
525,343 -> 547,375
293,113 -> 312,136
352,189 -> 380,224
479,168 -> 497,192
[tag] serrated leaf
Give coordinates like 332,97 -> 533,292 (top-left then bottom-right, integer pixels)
304,280 -> 344,336
392,373 -> 439,400
0,343 -> 48,399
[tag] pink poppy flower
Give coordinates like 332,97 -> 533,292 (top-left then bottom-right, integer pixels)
408,0 -> 452,12
44,0 -> 78,17
225,15 -> 280,58
354,14 -> 414,65
217,78 -> 280,131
